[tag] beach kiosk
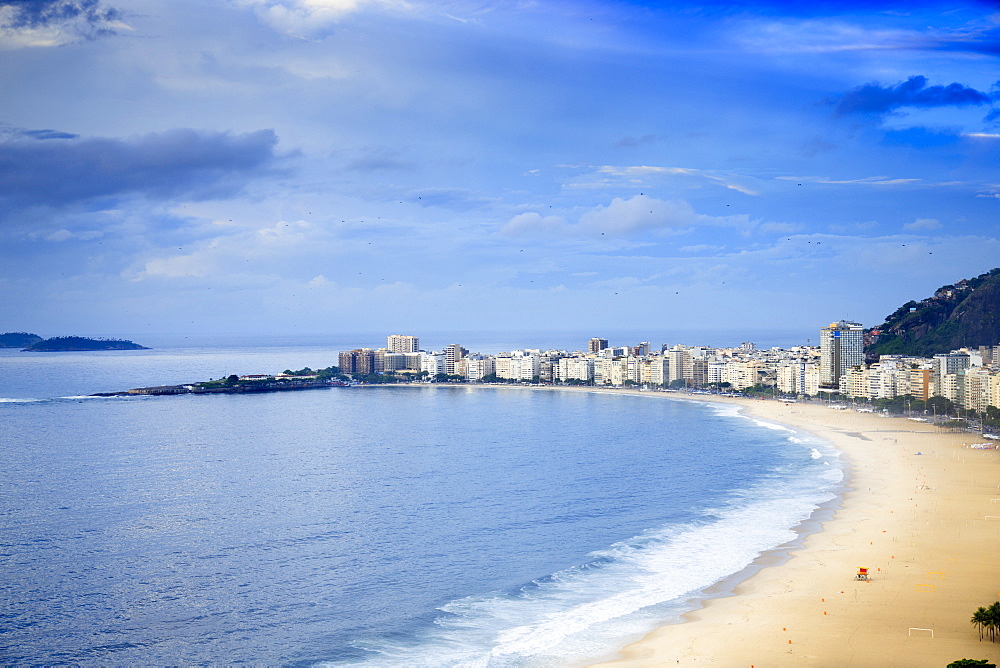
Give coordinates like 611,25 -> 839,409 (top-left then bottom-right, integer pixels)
856,567 -> 870,581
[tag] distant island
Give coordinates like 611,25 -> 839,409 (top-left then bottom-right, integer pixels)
0,332 -> 43,348
22,336 -> 150,352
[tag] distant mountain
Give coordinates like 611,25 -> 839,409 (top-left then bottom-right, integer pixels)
23,336 -> 149,352
866,268 -> 1000,357
0,332 -> 43,348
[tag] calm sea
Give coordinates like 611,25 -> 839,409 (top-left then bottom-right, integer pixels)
0,336 -> 842,666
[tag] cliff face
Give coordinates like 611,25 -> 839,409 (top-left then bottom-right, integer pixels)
866,268 -> 1000,357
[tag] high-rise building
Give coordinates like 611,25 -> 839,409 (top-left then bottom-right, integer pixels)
588,338 -> 609,354
445,344 -> 467,374
339,348 -> 376,374
819,320 -> 864,389
387,335 -> 419,353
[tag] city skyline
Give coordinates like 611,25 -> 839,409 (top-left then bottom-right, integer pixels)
2,0 -> 999,335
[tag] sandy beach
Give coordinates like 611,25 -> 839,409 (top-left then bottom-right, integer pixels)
588,392 -> 1000,667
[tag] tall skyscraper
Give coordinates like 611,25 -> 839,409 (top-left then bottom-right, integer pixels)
588,338 -> 609,354
819,320 -> 864,389
387,334 -> 419,353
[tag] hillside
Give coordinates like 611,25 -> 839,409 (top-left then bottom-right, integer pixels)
866,268 -> 1000,357
23,336 -> 150,352
0,332 -> 43,348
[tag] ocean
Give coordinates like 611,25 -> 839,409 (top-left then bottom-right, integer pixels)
0,336 -> 842,666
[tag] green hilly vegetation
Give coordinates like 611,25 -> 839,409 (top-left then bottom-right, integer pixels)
866,268 -> 1000,357
0,332 -> 43,348
23,336 -> 149,352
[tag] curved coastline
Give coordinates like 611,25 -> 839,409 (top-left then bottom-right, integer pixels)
583,391 -> 1000,667
364,383 -> 852,664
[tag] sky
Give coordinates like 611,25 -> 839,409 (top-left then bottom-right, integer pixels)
1,0 -> 999,341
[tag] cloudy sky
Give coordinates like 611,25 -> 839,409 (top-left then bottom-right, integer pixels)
2,0 -> 999,340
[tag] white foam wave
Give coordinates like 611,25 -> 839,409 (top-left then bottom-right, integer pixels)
0,397 -> 44,403
336,471 -> 840,668
749,418 -> 794,432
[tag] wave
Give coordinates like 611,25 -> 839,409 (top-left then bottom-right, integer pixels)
0,397 -> 45,403
334,459 -> 842,667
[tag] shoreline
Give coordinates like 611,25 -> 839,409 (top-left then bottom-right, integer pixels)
582,391 -> 1000,667
351,382 -> 1000,665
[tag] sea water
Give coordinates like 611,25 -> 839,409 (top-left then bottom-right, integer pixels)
0,339 -> 842,666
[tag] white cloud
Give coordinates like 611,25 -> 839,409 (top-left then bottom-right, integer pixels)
578,196 -> 698,234
139,252 -> 214,279
239,0 -> 412,36
904,218 -> 942,231
777,175 -> 921,186
596,165 -> 697,177
502,195 -> 761,238
501,212 -> 567,236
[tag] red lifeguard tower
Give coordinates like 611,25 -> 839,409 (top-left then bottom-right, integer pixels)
856,567 -> 870,581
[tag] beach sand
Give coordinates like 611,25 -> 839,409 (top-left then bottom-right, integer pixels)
589,393 -> 1000,667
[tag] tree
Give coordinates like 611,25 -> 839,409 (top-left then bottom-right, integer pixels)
969,601 -> 1000,643
947,660 -> 996,668
972,607 -> 990,642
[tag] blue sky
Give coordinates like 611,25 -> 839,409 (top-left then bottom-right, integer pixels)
1,0 -> 999,339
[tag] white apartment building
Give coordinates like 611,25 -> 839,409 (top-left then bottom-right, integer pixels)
387,334 -> 419,353
556,357 -> 594,382
640,357 -> 669,386
494,353 -> 540,381
723,359 -> 767,391
666,347 -> 693,384
463,356 -> 496,381
777,362 -> 820,396
421,352 -> 446,376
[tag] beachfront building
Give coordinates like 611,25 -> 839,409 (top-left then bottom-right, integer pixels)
421,351 -> 446,376
445,344 -> 467,375
777,361 -> 820,396
723,359 -> 768,391
666,346 -> 693,385
641,356 -> 669,386
556,357 -> 594,383
387,334 -> 419,353
494,352 -> 540,381
962,367 -> 994,413
820,320 -> 864,390
339,348 -> 376,374
382,352 -> 409,372
463,356 -> 496,381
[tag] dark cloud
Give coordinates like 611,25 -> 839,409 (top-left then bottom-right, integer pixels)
0,128 -> 281,210
0,0 -> 123,37
22,128 -> 79,140
835,75 -> 991,117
